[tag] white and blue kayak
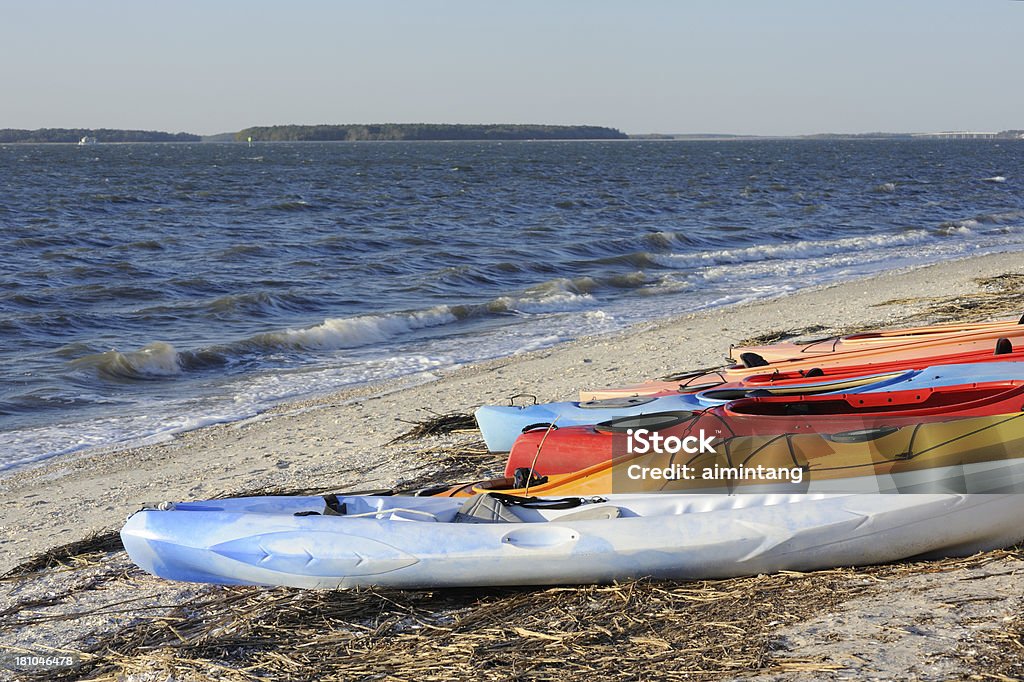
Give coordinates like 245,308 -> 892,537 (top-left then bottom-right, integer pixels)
121,492 -> 1024,589
475,362 -> 1024,452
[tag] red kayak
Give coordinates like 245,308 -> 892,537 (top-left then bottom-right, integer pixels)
507,381 -> 1024,477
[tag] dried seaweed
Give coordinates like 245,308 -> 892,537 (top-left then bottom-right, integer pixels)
391,439 -> 504,492
733,324 -> 834,349
875,274 -> 1024,325
1,531 -> 124,580
211,482 -> 359,500
712,272 -> 1024,371
955,605 -> 1024,680
13,549 -> 1020,682
389,410 -> 479,443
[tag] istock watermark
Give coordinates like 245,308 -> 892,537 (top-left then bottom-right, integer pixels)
625,462 -> 805,484
625,427 -> 716,455
622,427 -> 804,485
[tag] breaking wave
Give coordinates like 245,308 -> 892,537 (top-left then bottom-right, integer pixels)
247,306 -> 459,351
490,291 -> 595,314
649,230 -> 934,269
70,342 -> 184,381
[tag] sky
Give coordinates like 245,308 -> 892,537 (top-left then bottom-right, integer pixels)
2,0 -> 1022,136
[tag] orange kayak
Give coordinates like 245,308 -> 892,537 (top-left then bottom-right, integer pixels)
731,315 -> 1024,364
582,333 -> 1024,401
434,408 -> 1024,498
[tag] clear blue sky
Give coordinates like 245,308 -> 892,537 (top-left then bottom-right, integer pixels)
3,0 -> 1021,136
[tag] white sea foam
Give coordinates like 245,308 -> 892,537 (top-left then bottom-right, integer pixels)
253,306 -> 458,350
979,209 -> 1024,223
650,230 -> 933,270
938,224 -> 974,235
0,354 -> 455,472
938,218 -> 981,235
488,277 -> 598,315
494,291 -> 596,314
512,334 -> 569,353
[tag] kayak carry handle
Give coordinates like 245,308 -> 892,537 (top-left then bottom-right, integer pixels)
825,426 -> 900,443
522,422 -> 558,433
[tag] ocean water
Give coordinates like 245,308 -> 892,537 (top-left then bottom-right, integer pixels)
1,139 -> 1022,471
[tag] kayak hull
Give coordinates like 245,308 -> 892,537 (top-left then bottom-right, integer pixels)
121,493 -> 1024,589
733,318 -> 1023,363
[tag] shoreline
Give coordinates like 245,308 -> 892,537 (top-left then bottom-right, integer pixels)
2,250 -> 1024,573
4,243 -> 1018,479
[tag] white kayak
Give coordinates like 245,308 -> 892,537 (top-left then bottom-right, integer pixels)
121,492 -> 1024,590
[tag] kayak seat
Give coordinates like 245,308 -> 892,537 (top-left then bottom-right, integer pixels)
454,493 -> 622,523
995,338 -> 1013,355
740,352 -> 769,368
454,494 -> 525,523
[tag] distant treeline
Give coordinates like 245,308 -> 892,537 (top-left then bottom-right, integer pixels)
803,130 -> 1024,140
235,124 -> 628,142
0,128 -> 200,143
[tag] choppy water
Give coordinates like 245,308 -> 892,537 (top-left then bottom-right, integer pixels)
2,139 -> 1022,471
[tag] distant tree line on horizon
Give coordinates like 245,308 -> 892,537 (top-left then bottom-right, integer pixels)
802,130 -> 1024,140
235,123 -> 628,142
0,128 -> 200,143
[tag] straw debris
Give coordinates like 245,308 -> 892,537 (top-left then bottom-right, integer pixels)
877,274 -> 1024,324
4,549 -> 1020,681
733,324 -> 834,349
1,531 -> 123,580
390,410 -> 479,443
738,273 -> 1024,354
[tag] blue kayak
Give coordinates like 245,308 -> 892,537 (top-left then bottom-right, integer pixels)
475,361 -> 1024,451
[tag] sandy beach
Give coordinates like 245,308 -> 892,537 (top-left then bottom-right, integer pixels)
3,250 -> 1024,680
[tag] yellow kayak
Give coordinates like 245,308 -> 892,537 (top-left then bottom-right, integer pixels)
435,411 -> 1024,497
